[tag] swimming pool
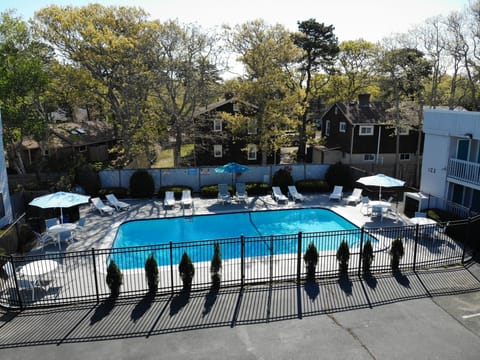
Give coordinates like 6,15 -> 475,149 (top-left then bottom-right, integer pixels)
111,208 -> 371,270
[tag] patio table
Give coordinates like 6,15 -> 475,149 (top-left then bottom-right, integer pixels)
48,223 -> 77,249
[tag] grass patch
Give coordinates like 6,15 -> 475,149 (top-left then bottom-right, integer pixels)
153,144 -> 194,168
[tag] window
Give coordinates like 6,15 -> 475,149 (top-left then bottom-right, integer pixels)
213,145 -> 222,158
325,120 -> 330,136
247,119 -> 257,134
339,122 -> 346,133
78,145 -> 87,153
400,153 -> 410,161
213,119 -> 222,132
233,103 -> 239,112
247,144 -> 257,160
398,128 -> 409,135
359,125 -> 374,136
334,107 -> 338,115
364,154 -> 375,162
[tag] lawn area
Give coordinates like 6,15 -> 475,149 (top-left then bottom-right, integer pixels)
153,144 -> 194,168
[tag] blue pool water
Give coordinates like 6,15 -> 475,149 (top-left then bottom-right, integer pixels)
112,208 -> 368,270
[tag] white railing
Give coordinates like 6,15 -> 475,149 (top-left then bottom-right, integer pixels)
447,158 -> 480,186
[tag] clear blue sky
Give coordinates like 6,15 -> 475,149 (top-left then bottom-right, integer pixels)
1,0 -> 471,42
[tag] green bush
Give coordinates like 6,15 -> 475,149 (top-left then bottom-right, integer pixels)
210,242 -> 222,288
179,252 -> 195,289
145,253 -> 159,294
159,186 -> 192,199
336,240 -> 350,277
325,162 -> 353,190
106,260 -> 123,297
303,242 -> 319,281
244,183 -> 269,196
130,170 -> 155,198
199,184 -> 232,198
362,240 -> 374,275
295,179 -> 330,193
272,168 -> 294,194
389,238 -> 404,272
75,164 -> 101,196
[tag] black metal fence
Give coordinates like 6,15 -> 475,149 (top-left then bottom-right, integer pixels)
0,218 -> 473,310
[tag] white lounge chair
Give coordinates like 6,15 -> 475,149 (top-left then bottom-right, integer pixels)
329,186 -> 343,201
106,194 -> 130,211
91,197 -> 115,215
218,184 -> 232,204
235,183 -> 248,204
164,191 -> 176,208
345,188 -> 363,205
288,185 -> 305,202
181,190 -> 193,208
272,186 -> 288,204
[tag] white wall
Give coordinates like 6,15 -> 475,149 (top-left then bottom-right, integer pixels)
0,113 -> 13,227
421,109 -> 480,198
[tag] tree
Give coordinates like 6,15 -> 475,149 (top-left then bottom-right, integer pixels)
329,39 -> 379,103
34,4 -> 162,167
378,46 -> 432,179
0,11 -> 53,173
225,20 -> 301,165
293,19 -> 339,162
150,20 -> 222,167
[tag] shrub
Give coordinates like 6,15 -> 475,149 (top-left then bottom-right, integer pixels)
272,168 -> 294,194
389,238 -> 405,272
75,164 -> 101,196
294,179 -> 330,193
336,240 -> 350,277
130,170 -> 155,198
159,185 -> 192,199
362,240 -> 374,275
106,260 -> 123,297
179,252 -> 195,289
303,242 -> 319,281
244,182 -> 269,196
145,253 -> 159,294
325,162 -> 353,190
210,242 -> 222,288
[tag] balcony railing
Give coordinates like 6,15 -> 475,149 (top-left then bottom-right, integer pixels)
447,158 -> 480,186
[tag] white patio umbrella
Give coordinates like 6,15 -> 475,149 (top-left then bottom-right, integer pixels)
29,191 -> 91,223
356,174 -> 405,200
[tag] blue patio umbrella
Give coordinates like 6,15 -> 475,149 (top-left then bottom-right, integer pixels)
29,191 -> 91,223
215,162 -> 249,185
356,174 -> 405,200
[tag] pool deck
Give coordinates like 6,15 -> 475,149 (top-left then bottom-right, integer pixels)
61,192 -> 409,253
2,193 -> 480,359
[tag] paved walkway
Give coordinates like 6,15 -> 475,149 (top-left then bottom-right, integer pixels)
1,261 -> 479,359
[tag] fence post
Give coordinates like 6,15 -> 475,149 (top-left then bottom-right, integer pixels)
9,255 -> 24,310
169,241 -> 174,295
357,227 -> 364,277
413,224 -> 419,272
241,235 -> 245,287
297,232 -> 302,283
269,235 -> 274,284
462,218 -> 471,263
91,248 -> 100,303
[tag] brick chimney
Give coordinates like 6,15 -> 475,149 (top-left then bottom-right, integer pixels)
358,93 -> 371,107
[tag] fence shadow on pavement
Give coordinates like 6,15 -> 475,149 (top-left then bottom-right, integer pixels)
0,264 -> 480,349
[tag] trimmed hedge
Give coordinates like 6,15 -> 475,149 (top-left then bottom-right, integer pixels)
294,179 -> 330,193
130,170 -> 155,198
158,185 -> 193,200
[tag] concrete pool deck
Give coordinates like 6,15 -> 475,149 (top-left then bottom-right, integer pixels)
1,192 -> 480,358
61,192 -> 410,253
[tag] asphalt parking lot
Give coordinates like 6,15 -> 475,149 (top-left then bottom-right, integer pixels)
1,261 -> 479,360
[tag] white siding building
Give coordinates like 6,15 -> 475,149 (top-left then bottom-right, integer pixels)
0,112 -> 13,227
421,109 -> 480,215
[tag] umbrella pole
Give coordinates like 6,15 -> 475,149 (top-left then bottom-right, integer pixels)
60,208 -> 64,224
